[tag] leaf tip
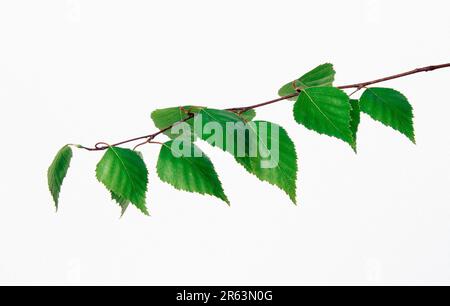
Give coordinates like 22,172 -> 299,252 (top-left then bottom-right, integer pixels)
289,194 -> 298,206
221,194 -> 231,206
140,205 -> 151,216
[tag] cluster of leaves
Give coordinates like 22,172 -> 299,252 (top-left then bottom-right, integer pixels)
48,63 -> 415,216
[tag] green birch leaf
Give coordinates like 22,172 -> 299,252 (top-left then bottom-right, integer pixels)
48,145 -> 73,210
294,87 -> 354,147
151,106 -> 203,139
193,110 -> 297,202
190,108 -> 299,201
96,147 -> 149,216
109,151 -> 144,217
235,121 -> 298,204
350,99 -> 361,152
278,63 -> 336,100
111,192 -> 129,217
157,140 -> 229,204
359,88 -> 415,143
193,108 -> 250,155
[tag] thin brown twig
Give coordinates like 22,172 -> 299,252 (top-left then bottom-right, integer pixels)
79,63 -> 450,151
348,86 -> 366,97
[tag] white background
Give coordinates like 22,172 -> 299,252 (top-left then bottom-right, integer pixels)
0,0 -> 449,285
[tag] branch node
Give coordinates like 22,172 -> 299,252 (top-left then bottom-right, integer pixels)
95,142 -> 110,150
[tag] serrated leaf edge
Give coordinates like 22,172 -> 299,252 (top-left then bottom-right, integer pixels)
295,87 -> 355,148
156,143 -> 230,205
235,121 -> 298,204
95,147 -> 150,216
47,145 -> 73,211
361,88 -> 416,144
